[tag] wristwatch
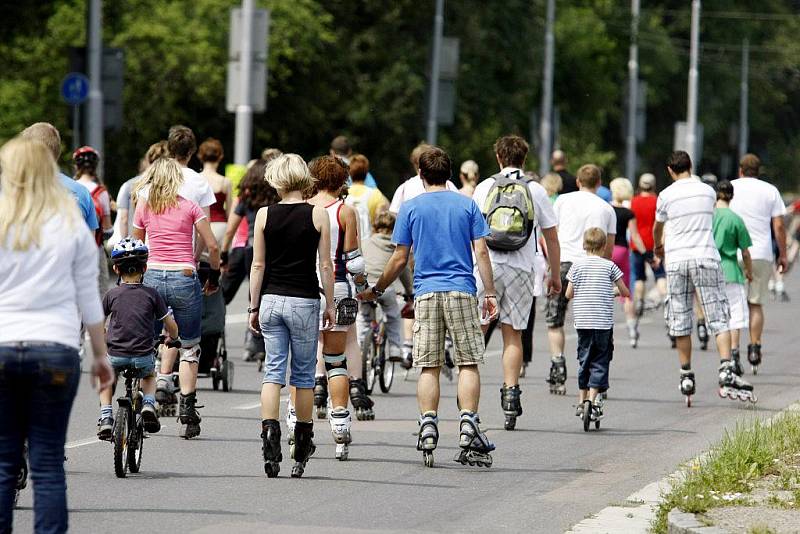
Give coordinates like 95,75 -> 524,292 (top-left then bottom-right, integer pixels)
247,306 -> 259,314
371,285 -> 385,297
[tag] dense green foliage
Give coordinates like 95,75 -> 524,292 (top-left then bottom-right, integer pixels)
1,0 -> 799,194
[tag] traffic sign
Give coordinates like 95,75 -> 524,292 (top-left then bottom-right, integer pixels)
61,73 -> 90,106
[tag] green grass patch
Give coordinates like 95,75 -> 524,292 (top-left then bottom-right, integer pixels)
651,412 -> 800,533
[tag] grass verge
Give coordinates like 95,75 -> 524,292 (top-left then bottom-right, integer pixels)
652,411 -> 800,533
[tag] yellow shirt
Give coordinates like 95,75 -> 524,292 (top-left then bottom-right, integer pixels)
348,183 -> 388,224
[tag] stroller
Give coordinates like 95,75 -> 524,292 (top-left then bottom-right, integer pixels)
198,263 -> 234,391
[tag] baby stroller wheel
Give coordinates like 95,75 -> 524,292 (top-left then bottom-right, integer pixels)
222,360 -> 234,392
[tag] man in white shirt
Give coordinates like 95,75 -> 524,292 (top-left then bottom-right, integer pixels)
653,151 -> 754,404
545,164 -> 616,395
389,143 -> 458,214
730,153 -> 787,371
472,135 -> 561,430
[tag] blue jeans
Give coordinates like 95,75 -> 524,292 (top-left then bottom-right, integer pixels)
108,354 -> 156,379
0,343 -> 80,534
259,295 -> 320,389
144,269 -> 203,346
576,329 -> 613,391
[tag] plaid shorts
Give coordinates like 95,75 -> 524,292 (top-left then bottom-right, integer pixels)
476,263 -> 536,330
545,262 -> 573,328
413,292 -> 484,368
664,259 -> 730,337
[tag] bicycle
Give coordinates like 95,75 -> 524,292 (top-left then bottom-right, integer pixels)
362,302 -> 394,394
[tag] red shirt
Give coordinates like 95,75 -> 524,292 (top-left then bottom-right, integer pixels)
630,194 -> 657,251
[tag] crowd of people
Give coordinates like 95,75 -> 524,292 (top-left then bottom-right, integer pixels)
0,120 -> 796,531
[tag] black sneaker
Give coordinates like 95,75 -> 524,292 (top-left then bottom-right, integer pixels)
97,416 -> 113,441
141,403 -> 161,433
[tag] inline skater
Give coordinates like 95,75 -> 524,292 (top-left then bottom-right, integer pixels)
653,151 -> 755,406
360,146 -> 499,468
471,135 -> 561,430
546,165 -> 616,395
730,154 -> 788,374
248,154 -> 335,478
132,158 -> 221,437
97,239 -> 180,439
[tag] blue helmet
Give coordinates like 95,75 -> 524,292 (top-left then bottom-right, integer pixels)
111,237 -> 148,266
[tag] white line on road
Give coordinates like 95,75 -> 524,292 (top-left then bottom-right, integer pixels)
232,402 -> 262,410
65,437 -> 100,449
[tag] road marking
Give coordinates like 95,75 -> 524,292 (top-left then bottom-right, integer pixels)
65,437 -> 100,449
233,402 -> 263,410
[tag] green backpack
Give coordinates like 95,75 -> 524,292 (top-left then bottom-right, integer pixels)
482,171 -> 536,251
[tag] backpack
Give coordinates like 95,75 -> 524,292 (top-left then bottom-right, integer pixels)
482,171 -> 536,251
90,184 -> 107,246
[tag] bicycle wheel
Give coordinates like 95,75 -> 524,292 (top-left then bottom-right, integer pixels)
127,414 -> 144,473
379,359 -> 395,393
582,400 -> 592,433
362,344 -> 376,395
113,407 -> 129,478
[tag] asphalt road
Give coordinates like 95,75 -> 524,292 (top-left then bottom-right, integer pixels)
11,270 -> 800,533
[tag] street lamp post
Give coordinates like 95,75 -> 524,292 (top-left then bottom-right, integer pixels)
426,0 -> 445,145
686,0 -> 701,165
538,0 -> 555,176
625,0 -> 640,183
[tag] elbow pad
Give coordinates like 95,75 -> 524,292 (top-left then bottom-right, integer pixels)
344,250 -> 368,293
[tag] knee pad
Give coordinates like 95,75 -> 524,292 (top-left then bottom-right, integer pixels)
179,346 -> 201,364
335,297 -> 358,325
324,353 -> 348,379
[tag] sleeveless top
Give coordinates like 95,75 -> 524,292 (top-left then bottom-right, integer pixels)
210,191 -> 227,223
261,203 -> 320,299
344,187 -> 372,242
323,199 -> 348,283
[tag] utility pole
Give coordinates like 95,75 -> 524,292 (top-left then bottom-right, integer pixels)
234,0 -> 255,165
625,0 -> 640,183
538,0 -> 555,176
738,38 -> 749,162
426,0 -> 445,145
686,0 -> 701,166
86,0 -> 103,171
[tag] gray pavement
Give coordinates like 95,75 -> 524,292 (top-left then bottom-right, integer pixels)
12,270 -> 800,533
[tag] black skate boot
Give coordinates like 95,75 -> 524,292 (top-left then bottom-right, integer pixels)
417,411 -> 439,468
261,419 -> 282,478
155,377 -> 177,417
697,320 -> 709,351
454,411 -> 494,467
730,349 -> 743,377
313,376 -> 328,419
178,392 -> 202,439
747,343 -> 762,375
679,370 -> 696,407
349,378 -> 375,420
719,361 -> 757,403
291,421 -> 316,478
500,384 -> 522,430
546,356 -> 567,395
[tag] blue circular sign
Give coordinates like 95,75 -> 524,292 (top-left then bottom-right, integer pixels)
60,73 -> 90,105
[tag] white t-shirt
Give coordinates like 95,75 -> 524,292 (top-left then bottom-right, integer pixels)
553,191 -> 617,263
471,167 -> 557,273
137,166 -> 215,209
389,175 -> 458,213
655,177 -> 720,265
729,177 -> 786,261
77,178 -> 111,217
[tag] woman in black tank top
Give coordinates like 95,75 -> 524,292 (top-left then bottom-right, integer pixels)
248,154 -> 335,478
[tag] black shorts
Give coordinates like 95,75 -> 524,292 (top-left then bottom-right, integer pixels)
631,251 -> 665,283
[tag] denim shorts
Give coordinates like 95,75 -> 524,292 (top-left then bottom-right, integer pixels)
144,269 -> 203,346
108,354 -> 156,379
259,294 -> 320,389
576,328 -> 613,391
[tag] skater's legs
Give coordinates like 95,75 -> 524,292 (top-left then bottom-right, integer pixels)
456,365 -> 480,413
748,304 -> 763,344
521,298 -> 536,364
159,347 -> 178,376
548,327 -> 565,357
260,383 -> 281,420
322,331 -> 348,409
714,330 -> 732,360
500,324 -> 523,387
676,336 -> 692,367
417,367 -> 441,413
178,359 -> 198,394
344,325 -> 362,380
293,388 -> 314,422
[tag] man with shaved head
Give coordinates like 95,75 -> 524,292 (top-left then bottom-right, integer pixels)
551,150 -> 578,194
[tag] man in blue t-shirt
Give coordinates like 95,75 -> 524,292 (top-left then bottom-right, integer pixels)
359,146 -> 499,468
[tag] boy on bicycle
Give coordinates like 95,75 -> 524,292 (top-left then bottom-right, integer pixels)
97,238 -> 179,439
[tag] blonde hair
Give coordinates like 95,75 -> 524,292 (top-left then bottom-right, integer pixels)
577,164 -> 602,189
265,154 -> 313,194
610,177 -> 634,203
583,227 -> 607,255
134,158 -> 184,214
0,138 -> 79,250
459,160 -> 479,185
540,172 -> 563,197
20,122 -> 61,160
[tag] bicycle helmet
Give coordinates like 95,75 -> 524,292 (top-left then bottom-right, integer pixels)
111,237 -> 148,266
72,146 -> 100,168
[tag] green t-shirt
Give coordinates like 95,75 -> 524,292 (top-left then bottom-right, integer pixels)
712,207 -> 752,284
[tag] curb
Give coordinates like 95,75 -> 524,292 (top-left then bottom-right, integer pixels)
667,509 -> 729,534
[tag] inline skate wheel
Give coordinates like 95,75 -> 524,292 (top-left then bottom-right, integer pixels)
504,415 -> 516,431
335,443 -> 348,461
595,419 -> 600,430
316,407 -> 327,420
264,462 -> 280,478
751,365 -> 758,375
289,443 -> 295,460
582,401 -> 591,432
423,451 -> 434,468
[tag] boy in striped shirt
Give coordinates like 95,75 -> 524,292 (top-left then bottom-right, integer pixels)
565,228 -> 630,419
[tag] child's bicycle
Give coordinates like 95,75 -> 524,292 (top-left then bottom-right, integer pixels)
580,397 -> 603,432
362,302 -> 394,394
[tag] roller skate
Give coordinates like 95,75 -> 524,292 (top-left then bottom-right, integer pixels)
349,378 -> 375,420
261,419 -> 282,478
697,320 -> 709,351
747,343 -> 762,375
546,355 -> 567,395
719,360 -> 757,403
178,392 -> 202,439
627,320 -> 639,348
285,399 -> 297,449
155,376 -> 177,417
313,376 -> 328,419
329,407 -> 352,461
679,369 -> 696,408
417,411 -> 439,468
730,349 -> 744,377
291,421 -> 315,478
454,411 -> 494,467
500,384 -> 522,431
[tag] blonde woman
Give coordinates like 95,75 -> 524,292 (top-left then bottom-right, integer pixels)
0,138 -> 113,533
609,177 -> 647,347
459,160 -> 479,197
132,158 -> 220,439
541,172 -> 563,202
248,154 -> 335,478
